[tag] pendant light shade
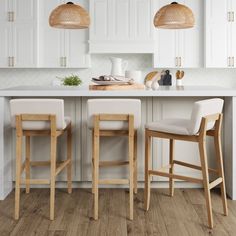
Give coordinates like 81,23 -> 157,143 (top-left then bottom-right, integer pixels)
49,2 -> 90,29
154,2 -> 194,29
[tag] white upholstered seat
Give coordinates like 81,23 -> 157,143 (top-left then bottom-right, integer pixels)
146,98 -> 224,135
10,99 -> 69,130
87,99 -> 141,130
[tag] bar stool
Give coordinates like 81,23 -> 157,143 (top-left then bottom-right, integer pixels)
10,99 -> 72,220
144,98 -> 228,229
87,99 -> 141,220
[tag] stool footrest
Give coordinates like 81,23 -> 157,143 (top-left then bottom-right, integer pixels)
98,179 -> 129,185
20,179 -> 50,185
55,160 -> 70,176
99,161 -> 129,168
149,170 -> 203,184
209,177 -> 223,190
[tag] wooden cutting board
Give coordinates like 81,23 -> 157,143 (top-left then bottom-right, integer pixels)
89,83 -> 145,90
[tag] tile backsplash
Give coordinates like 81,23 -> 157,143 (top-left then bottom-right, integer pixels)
0,54 -> 236,89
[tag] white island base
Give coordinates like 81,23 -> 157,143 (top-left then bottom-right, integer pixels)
0,86 -> 235,200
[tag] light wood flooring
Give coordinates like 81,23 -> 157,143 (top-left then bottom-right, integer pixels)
0,188 -> 236,236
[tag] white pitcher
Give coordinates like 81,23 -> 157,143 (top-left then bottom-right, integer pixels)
110,57 -> 128,76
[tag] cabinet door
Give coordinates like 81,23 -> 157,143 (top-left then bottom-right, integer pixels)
205,0 -> 229,68
38,0 -> 65,68
11,0 -> 37,67
230,0 -> 236,67
179,0 -> 203,68
65,0 -> 91,68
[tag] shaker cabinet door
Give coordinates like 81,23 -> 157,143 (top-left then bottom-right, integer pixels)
230,0 -> 236,67
205,0 -> 229,68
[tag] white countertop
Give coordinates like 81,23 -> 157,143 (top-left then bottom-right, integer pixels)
0,85 -> 235,97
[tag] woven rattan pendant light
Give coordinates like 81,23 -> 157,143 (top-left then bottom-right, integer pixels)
49,2 -> 90,29
154,2 -> 194,29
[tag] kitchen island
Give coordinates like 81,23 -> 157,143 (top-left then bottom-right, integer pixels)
0,86 -> 235,200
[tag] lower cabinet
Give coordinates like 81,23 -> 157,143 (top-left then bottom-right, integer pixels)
12,97 -> 217,184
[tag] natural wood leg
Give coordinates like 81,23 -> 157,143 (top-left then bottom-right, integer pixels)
214,133 -> 228,216
133,132 -> 138,194
15,134 -> 22,220
25,136 -> 30,194
129,129 -> 134,220
67,124 -> 72,194
92,131 -> 95,194
199,139 -> 213,229
93,124 -> 100,220
169,139 -> 175,197
144,129 -> 151,211
50,136 -> 57,221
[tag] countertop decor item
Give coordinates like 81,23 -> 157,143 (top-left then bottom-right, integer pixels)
92,75 -> 134,85
176,70 -> 185,86
49,2 -> 90,29
89,83 -> 145,90
110,57 -> 128,76
159,70 -> 172,86
145,71 -> 159,89
125,70 -> 142,84
154,2 -> 195,29
60,74 -> 82,86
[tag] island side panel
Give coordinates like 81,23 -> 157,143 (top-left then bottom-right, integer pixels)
0,97 -> 12,200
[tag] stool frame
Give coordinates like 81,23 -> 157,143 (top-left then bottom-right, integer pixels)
14,114 -> 72,220
91,114 -> 137,220
144,113 -> 228,229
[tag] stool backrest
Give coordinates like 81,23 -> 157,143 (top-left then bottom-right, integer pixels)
10,99 -> 65,130
87,99 -> 141,130
189,98 -> 224,135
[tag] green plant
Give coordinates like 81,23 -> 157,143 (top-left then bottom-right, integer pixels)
60,74 -> 82,86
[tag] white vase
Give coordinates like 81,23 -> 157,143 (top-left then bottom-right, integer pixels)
110,57 -> 128,76
176,79 -> 183,86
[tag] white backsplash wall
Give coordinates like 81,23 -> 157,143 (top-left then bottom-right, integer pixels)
0,54 -> 236,88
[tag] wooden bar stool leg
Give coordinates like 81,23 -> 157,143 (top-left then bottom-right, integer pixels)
15,131 -> 22,220
67,123 -> 72,194
25,136 -> 30,194
169,139 -> 175,197
144,129 -> 151,211
128,115 -> 134,220
214,131 -> 228,216
93,116 -> 100,220
133,132 -> 138,194
92,131 -> 95,194
199,139 -> 213,229
50,135 -> 57,221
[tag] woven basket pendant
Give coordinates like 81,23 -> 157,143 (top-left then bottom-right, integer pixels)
154,2 -> 194,29
49,2 -> 90,29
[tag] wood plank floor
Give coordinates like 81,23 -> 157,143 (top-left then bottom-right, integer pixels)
0,188 -> 235,236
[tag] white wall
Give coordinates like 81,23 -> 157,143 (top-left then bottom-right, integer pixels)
0,54 -> 236,88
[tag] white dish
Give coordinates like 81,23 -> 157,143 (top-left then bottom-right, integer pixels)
91,80 -> 133,85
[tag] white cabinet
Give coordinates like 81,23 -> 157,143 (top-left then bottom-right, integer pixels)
153,0 -> 203,68
0,0 -> 37,68
38,0 -> 90,68
89,0 -> 155,53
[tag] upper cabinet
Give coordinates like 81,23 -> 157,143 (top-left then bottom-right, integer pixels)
89,0 -> 155,53
153,0 -> 203,68
0,0 -> 37,68
205,0 -> 236,68
38,0 -> 90,68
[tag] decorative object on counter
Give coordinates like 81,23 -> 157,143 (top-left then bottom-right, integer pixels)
151,72 -> 160,90
125,70 -> 142,84
145,71 -> 158,89
59,74 -> 82,86
176,70 -> 185,86
89,83 -> 145,91
92,75 -> 134,85
49,2 -> 90,29
154,2 -> 195,29
159,70 -> 172,86
110,57 -> 128,76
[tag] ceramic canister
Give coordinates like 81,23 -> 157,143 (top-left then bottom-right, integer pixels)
125,70 -> 142,84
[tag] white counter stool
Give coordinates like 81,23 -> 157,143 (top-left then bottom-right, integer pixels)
10,99 -> 72,221
87,99 -> 141,220
144,98 -> 228,229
